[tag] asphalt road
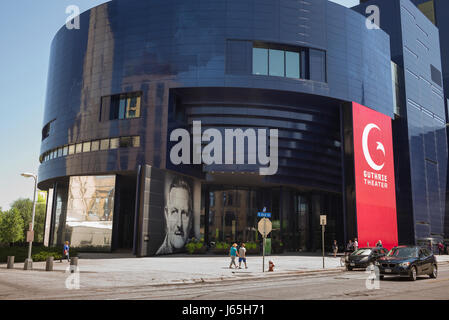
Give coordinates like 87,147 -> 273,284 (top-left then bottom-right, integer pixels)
1,263 -> 448,300
104,264 -> 449,300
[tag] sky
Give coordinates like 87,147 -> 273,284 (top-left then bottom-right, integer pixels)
0,0 -> 358,211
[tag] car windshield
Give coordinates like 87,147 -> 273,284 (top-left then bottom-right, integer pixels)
351,249 -> 372,256
387,247 -> 418,258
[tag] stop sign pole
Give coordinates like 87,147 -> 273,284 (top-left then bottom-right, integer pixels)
258,216 -> 272,272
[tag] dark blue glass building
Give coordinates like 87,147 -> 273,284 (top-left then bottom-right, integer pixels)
355,0 -> 448,251
37,0 -> 447,256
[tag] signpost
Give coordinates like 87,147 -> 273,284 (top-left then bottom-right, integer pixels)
258,216 -> 272,272
320,215 -> 327,269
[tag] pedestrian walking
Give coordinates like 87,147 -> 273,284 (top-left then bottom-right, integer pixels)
229,243 -> 238,269
353,238 -> 358,251
376,240 -> 383,248
438,242 -> 444,255
332,240 -> 338,258
346,239 -> 353,253
238,243 -> 248,269
61,241 -> 70,263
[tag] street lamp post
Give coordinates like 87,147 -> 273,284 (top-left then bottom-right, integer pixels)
21,172 -> 37,270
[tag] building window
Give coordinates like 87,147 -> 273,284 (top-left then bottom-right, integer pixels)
269,49 -> 285,77
109,138 -> 119,149
100,139 -> 109,150
42,119 -> 55,141
40,136 -> 141,163
252,42 -> 325,82
91,140 -> 100,152
101,91 -> 142,121
75,143 -> 83,154
418,1 -> 436,25
253,48 -> 268,75
286,51 -> 300,79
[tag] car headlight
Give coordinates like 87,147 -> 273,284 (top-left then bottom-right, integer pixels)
399,262 -> 410,268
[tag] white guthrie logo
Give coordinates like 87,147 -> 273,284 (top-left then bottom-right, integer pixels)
362,124 -> 385,171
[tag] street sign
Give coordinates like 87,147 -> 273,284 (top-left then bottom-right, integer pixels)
26,230 -> 34,243
320,215 -> 327,226
257,212 -> 271,218
258,218 -> 272,237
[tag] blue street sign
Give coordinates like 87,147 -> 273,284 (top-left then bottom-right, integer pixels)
258,212 -> 271,218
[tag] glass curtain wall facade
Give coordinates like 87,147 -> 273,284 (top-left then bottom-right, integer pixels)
200,186 -> 343,252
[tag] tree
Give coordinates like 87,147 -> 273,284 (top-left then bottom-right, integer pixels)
10,198 -> 46,243
0,208 -> 24,245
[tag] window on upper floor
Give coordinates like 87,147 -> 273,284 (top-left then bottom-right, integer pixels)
252,42 -> 326,82
42,119 -> 56,141
418,0 -> 436,25
101,91 -> 142,121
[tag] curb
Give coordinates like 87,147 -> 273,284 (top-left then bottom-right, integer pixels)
149,268 -> 345,287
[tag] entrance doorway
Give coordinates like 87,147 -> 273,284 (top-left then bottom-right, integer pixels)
112,174 -> 137,251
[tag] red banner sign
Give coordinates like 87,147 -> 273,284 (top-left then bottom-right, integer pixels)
352,102 -> 398,250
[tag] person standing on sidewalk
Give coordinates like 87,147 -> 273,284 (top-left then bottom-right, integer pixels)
438,242 -> 444,255
332,240 -> 338,258
229,243 -> 238,269
353,238 -> 358,251
61,241 -> 70,263
238,243 -> 248,269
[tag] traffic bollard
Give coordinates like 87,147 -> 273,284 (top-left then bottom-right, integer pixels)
46,256 -> 54,271
24,258 -> 33,270
7,256 -> 14,269
70,257 -> 79,273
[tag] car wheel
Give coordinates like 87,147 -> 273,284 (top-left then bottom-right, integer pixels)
347,266 -> 353,271
409,266 -> 417,281
429,264 -> 438,279
379,275 -> 384,280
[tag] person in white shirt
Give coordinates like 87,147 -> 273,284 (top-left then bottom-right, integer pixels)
238,243 -> 248,269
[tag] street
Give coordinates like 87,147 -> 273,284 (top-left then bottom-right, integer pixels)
0,261 -> 448,300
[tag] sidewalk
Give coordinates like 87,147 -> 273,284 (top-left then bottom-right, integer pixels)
1,253 -> 449,290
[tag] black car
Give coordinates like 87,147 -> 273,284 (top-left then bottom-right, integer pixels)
375,246 -> 438,281
346,247 -> 389,270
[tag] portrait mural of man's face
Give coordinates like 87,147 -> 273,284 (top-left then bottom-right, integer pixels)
156,174 -> 193,255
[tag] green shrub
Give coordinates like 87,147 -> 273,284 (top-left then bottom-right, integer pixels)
215,242 -> 230,250
0,245 -> 78,263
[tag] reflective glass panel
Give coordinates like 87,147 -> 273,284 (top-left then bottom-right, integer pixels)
91,140 -> 100,152
110,138 -> 119,149
65,175 -> 116,249
269,49 -> 285,77
119,136 -> 133,148
286,51 -> 300,79
83,141 -> 91,153
75,143 -> 83,154
119,99 -> 126,120
63,146 -> 68,156
68,145 -> 75,155
57,148 -> 63,158
126,96 -> 141,118
100,139 -> 109,150
253,48 -> 268,75
132,136 -> 140,147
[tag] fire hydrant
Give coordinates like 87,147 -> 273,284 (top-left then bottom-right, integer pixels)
268,260 -> 275,272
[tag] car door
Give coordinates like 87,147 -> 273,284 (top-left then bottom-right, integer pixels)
418,248 -> 428,274
422,249 -> 433,274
